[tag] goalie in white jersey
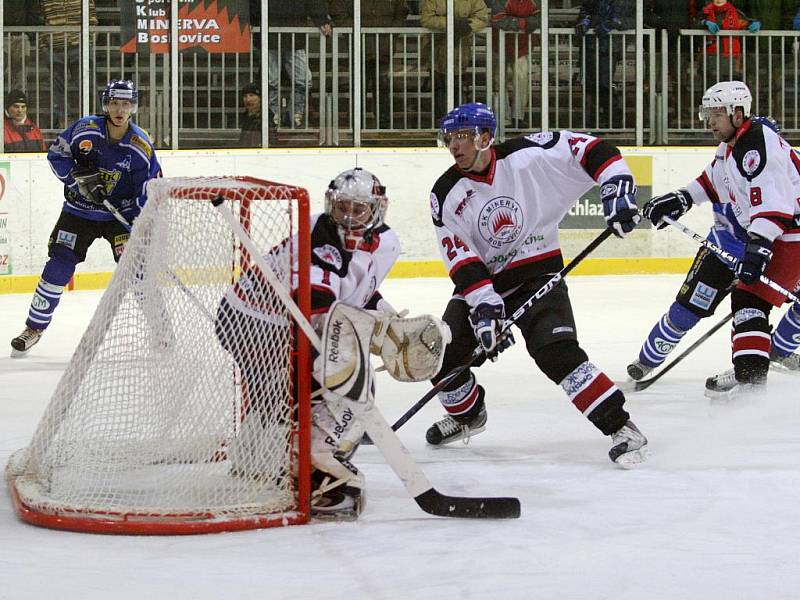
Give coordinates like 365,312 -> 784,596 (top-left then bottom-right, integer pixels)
642,81 -> 800,397
215,168 -> 405,518
426,102 -> 648,467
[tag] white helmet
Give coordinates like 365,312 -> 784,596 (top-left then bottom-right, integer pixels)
698,80 -> 752,122
325,167 -> 388,250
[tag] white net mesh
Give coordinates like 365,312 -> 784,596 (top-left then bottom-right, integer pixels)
6,177 -> 311,533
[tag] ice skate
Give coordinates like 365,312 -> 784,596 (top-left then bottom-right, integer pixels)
626,359 -> 654,381
310,469 -> 364,521
770,349 -> 800,373
609,420 -> 649,468
426,402 -> 487,446
704,369 -> 765,400
10,327 -> 44,357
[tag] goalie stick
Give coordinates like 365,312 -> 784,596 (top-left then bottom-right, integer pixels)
631,312 -> 733,392
369,227 -> 615,440
211,195 -> 520,519
662,216 -> 800,305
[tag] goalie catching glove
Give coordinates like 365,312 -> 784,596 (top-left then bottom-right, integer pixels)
71,166 -> 107,205
316,301 -> 451,389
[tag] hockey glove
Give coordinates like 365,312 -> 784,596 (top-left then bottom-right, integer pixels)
643,189 -> 693,229
600,175 -> 640,238
736,234 -> 773,285
703,20 -> 720,34
72,167 -> 106,205
453,18 -> 472,40
469,303 -> 515,361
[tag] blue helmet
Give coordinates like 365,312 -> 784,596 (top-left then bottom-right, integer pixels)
101,79 -> 138,113
439,102 -> 497,138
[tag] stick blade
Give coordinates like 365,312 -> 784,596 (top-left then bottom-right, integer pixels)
414,488 -> 521,519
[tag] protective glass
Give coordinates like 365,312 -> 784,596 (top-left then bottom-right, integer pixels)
330,197 -> 375,231
698,105 -> 729,122
436,128 -> 480,148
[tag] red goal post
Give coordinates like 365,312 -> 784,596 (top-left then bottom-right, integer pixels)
6,176 -> 313,534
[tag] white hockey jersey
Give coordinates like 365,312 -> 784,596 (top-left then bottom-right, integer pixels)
683,120 -> 800,244
225,213 -> 400,321
429,131 -> 635,308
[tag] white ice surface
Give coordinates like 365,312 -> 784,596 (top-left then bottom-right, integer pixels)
1,275 -> 799,600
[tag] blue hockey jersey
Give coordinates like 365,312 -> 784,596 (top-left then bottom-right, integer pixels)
47,115 -> 162,222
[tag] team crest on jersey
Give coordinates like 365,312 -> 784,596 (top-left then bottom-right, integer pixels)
116,155 -> 132,172
78,139 -> 93,154
478,196 -> 524,248
429,193 -> 441,221
742,149 -> 762,176
525,132 -> 553,145
314,244 -> 343,269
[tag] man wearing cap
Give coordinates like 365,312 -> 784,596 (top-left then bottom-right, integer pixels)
3,90 -> 46,153
238,82 -> 276,148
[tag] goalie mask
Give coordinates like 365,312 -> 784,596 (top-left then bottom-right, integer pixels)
102,79 -> 138,115
325,167 -> 388,251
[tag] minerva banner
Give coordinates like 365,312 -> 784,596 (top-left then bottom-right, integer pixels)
119,0 -> 251,54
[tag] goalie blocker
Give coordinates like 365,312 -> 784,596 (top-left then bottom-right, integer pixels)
311,302 -> 451,519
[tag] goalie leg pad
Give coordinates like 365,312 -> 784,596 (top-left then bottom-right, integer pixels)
311,399 -> 366,519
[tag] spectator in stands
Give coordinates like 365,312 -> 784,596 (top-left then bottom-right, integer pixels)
488,0 -> 540,129
698,0 -> 761,78
39,0 -> 98,128
421,0 -> 490,122
739,0 -> 793,30
237,82 -> 277,148
250,0 -> 331,129
4,90 -> 46,153
4,0 -> 42,90
575,0 -> 625,127
328,0 -> 409,129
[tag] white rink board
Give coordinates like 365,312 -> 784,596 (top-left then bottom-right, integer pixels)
2,146 -> 720,276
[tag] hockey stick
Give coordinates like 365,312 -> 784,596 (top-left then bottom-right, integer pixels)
371,227 -> 615,439
212,195 -> 520,519
632,312 -> 733,391
662,216 -> 800,305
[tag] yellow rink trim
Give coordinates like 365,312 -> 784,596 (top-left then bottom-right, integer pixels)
1,257 -> 694,295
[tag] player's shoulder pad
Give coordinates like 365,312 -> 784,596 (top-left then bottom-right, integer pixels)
430,165 -> 464,226
494,131 -> 561,159
127,125 -> 155,159
71,116 -> 105,137
311,214 -> 351,275
732,121 -> 768,180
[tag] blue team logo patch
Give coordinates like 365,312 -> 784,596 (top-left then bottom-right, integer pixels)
478,196 -> 524,248
654,337 -> 675,354
56,230 -> 77,250
689,283 -> 717,311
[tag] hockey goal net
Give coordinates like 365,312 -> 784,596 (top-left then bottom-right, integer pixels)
5,176 -> 312,534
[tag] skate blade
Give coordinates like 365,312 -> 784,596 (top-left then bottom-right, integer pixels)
429,424 -> 486,447
612,446 -> 650,469
769,362 -> 800,375
704,383 -> 765,402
